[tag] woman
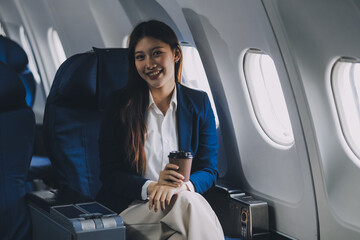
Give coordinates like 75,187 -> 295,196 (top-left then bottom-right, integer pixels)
97,20 -> 224,240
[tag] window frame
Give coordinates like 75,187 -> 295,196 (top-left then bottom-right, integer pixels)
19,26 -> 41,84
47,27 -> 67,69
180,42 -> 219,127
0,21 -> 6,36
242,48 -> 294,147
331,57 -> 360,159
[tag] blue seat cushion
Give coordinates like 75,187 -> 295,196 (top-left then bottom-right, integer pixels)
43,48 -> 128,199
0,61 -> 34,240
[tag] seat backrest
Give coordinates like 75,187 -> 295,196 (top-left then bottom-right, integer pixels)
0,35 -> 36,107
43,48 -> 128,199
0,61 -> 35,240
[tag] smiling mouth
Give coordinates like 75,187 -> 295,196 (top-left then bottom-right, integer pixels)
147,70 -> 162,79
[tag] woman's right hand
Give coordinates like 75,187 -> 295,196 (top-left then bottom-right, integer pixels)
158,163 -> 184,187
147,182 -> 186,212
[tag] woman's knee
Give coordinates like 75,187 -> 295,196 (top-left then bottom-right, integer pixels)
174,191 -> 194,204
173,191 -> 207,208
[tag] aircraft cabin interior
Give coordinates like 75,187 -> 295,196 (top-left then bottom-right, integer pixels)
1,0 -> 360,239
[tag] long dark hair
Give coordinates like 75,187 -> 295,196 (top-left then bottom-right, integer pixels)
122,20 -> 183,175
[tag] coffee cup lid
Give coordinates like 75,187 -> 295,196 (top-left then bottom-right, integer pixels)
168,151 -> 193,159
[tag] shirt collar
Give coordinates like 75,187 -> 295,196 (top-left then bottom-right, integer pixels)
148,86 -> 177,111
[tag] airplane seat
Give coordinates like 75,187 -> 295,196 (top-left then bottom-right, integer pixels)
0,35 -> 36,107
0,61 -> 35,240
0,35 -> 54,191
43,47 -> 128,199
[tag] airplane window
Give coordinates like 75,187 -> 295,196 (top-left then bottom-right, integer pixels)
332,58 -> 360,159
243,49 -> 294,146
19,26 -> 41,84
0,22 -> 6,36
180,42 -> 219,127
122,35 -> 129,48
47,27 -> 66,69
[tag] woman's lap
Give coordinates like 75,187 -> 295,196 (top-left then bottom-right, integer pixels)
120,191 -> 224,240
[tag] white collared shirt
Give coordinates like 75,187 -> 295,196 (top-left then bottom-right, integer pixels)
144,87 -> 179,181
141,87 -> 194,200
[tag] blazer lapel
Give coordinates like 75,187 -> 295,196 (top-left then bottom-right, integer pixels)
176,84 -> 194,152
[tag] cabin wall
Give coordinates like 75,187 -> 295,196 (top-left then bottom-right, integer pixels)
1,0 -> 360,239
176,0 -> 317,239
264,0 -> 360,239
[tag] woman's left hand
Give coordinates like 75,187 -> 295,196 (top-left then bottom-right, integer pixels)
158,163 -> 184,187
148,183 -> 186,212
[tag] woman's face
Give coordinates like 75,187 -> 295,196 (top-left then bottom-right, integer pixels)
134,37 -> 179,92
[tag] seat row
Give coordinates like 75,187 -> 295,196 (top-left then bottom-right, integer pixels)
0,36 -> 244,240
0,39 -> 129,239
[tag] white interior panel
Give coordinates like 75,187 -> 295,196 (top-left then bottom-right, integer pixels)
264,0 -> 360,239
177,0 -> 317,239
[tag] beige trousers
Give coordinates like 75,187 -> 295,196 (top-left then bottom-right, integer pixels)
120,191 -> 224,240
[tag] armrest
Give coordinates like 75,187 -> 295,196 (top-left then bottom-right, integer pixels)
27,188 -> 126,240
215,179 -> 245,195
27,187 -> 92,212
205,179 -> 269,239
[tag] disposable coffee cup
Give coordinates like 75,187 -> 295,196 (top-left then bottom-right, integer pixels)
168,151 -> 193,182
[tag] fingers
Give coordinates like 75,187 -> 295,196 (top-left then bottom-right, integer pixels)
149,187 -> 162,212
165,163 -> 180,170
148,189 -> 155,211
166,191 -> 173,206
153,191 -> 160,212
160,169 -> 184,182
160,191 -> 167,211
165,171 -> 184,183
148,185 -> 179,212
164,164 -> 185,181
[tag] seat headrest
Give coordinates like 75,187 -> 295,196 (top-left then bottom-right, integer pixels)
0,36 -> 28,73
0,61 -> 26,111
51,52 -> 98,108
93,47 -> 128,109
49,48 -> 128,110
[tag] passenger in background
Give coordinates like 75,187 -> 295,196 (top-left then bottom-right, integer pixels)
96,20 -> 224,240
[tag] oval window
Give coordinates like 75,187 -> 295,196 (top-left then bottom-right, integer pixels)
0,22 -> 6,36
332,58 -> 360,159
243,49 -> 294,146
181,42 -> 219,127
19,26 -> 41,84
47,27 -> 66,69
122,35 -> 129,48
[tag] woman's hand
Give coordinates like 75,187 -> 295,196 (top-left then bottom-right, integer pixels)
158,163 -> 184,187
147,183 -> 186,212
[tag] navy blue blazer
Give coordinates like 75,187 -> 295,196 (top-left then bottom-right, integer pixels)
96,83 -> 219,213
